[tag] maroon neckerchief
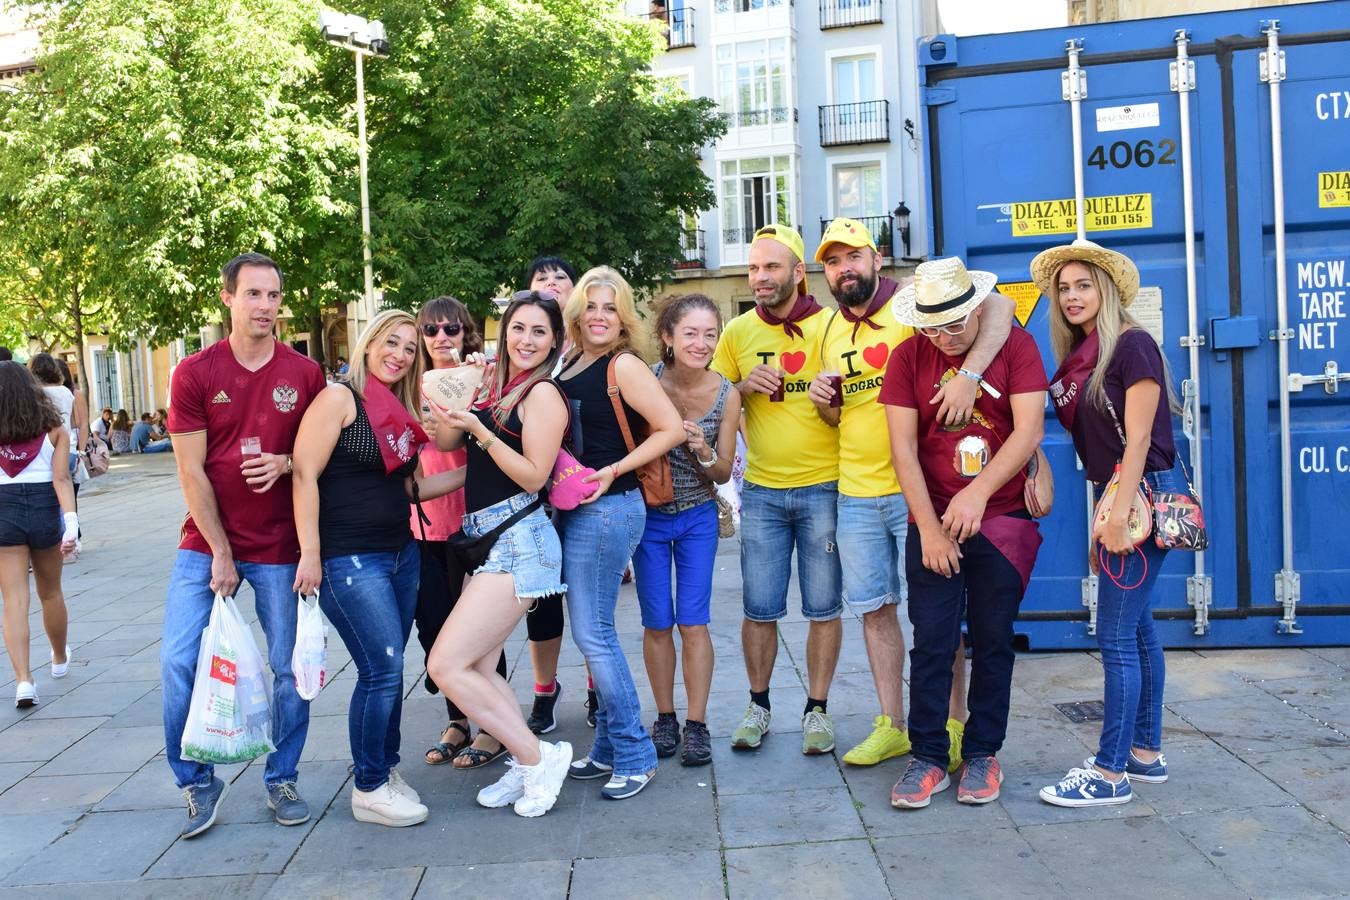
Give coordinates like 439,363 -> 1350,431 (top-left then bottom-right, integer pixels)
981,515 -> 1044,593
837,277 -> 900,343
363,377 -> 428,475
473,366 -> 531,414
1049,329 -> 1099,431
0,434 -> 46,478
756,293 -> 824,340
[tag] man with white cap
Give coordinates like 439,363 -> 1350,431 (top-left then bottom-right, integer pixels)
809,218 -> 1015,771
879,257 -> 1048,809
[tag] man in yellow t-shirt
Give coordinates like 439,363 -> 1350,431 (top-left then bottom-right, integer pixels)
711,225 -> 842,757
807,218 -> 1014,772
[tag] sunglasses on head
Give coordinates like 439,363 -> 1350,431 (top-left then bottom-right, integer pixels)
421,322 -> 463,338
511,289 -> 558,302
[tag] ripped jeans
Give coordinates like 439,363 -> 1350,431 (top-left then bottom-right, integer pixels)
319,541 -> 420,792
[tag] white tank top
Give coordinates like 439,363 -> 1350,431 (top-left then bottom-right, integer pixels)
0,432 -> 57,485
42,385 -> 75,439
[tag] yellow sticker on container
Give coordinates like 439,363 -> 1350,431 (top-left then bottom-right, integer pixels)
998,281 -> 1042,326
1011,194 -> 1153,236
1319,171 -> 1350,208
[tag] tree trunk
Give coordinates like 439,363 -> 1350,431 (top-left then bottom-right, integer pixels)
307,289 -> 326,366
70,285 -> 91,421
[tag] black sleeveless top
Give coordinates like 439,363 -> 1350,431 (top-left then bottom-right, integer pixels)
464,380 -> 566,513
559,353 -> 640,495
318,384 -> 417,558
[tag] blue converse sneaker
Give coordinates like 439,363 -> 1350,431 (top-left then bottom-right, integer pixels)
1085,751 -> 1168,784
1039,766 -> 1132,807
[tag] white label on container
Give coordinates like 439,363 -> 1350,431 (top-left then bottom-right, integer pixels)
1133,286 -> 1164,344
1096,102 -> 1160,132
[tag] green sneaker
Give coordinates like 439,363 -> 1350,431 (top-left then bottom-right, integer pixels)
947,718 -> 965,773
731,702 -> 771,750
842,714 -> 911,766
801,707 -> 835,755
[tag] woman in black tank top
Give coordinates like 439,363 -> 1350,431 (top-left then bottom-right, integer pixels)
423,292 -> 577,818
554,267 -> 684,799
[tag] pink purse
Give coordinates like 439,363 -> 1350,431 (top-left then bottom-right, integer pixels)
548,448 -> 598,511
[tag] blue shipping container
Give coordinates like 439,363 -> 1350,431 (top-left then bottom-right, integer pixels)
919,0 -> 1350,648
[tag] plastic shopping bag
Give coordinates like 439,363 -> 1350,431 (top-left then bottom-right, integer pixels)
180,593 -> 277,764
292,592 -> 327,701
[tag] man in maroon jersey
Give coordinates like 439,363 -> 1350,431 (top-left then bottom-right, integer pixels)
160,253 -> 326,838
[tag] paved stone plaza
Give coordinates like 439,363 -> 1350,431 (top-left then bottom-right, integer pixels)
0,453 -> 1346,898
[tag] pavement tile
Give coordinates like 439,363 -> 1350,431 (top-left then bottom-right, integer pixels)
1195,648 -> 1347,682
6,808 -> 183,884
34,724 -> 165,776
1168,694 -> 1348,755
0,715 -> 108,762
1255,673 -> 1350,733
94,762 -> 196,812
297,715 -> 358,763
0,773 -> 127,815
874,829 -> 1067,898
572,762 -> 719,858
148,820 -> 314,877
93,657 -> 164,683
416,861 -> 571,899
0,875 -> 276,899
27,679 -> 158,721
1169,803 -> 1350,899
1238,745 -> 1350,833
0,810 -> 83,880
718,786 -> 865,848
569,850 -> 723,900
1127,740 -> 1298,816
0,761 -> 40,795
265,869 -> 423,900
103,688 -> 164,728
711,729 -> 846,797
725,839 -> 887,899
996,769 -> 1158,827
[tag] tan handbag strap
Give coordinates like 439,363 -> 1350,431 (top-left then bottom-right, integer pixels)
606,352 -> 640,454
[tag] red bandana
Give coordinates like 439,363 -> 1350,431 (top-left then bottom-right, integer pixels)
755,293 -> 824,340
0,434 -> 46,478
363,378 -> 428,475
837,277 -> 900,343
1049,330 -> 1099,431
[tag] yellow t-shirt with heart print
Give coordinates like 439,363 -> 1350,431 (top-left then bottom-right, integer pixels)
819,305 -> 915,498
712,306 -> 839,489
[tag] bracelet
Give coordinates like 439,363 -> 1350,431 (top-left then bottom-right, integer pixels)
957,368 -> 982,383
697,452 -> 716,468
475,434 -> 496,452
609,463 -> 620,479
284,454 -> 293,475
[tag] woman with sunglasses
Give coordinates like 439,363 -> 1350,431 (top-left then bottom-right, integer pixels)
425,291 -> 574,818
556,267 -> 684,800
1030,240 -> 1186,808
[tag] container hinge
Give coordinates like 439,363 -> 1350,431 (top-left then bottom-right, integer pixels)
1169,59 -> 1196,93
1287,360 -> 1349,395
1275,569 -> 1302,634
1062,68 -> 1087,102
1186,575 -> 1213,636
1179,334 -> 1206,348
1268,328 -> 1294,341
1081,573 -> 1099,637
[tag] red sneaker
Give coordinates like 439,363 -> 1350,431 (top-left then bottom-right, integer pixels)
956,756 -> 1003,804
891,759 -> 950,809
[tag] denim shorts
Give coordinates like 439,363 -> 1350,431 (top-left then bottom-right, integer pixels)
461,492 -> 566,599
0,483 -> 62,549
837,492 -> 909,615
739,480 -> 843,622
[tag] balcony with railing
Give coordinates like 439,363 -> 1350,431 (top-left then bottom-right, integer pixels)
818,214 -> 895,255
723,106 -> 798,128
819,0 -> 882,29
677,229 -> 706,269
818,99 -> 889,146
645,6 -> 695,49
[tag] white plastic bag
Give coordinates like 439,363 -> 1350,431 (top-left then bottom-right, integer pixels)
180,593 -> 277,764
292,592 -> 327,701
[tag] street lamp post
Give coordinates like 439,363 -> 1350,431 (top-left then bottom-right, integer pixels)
318,10 -> 390,332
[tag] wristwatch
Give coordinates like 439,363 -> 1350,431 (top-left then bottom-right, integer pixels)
697,452 -> 716,468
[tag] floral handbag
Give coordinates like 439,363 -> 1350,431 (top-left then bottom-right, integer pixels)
1151,458 -> 1208,551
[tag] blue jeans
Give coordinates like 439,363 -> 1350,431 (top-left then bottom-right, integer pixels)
319,542 -> 420,791
632,501 -> 720,629
837,492 -> 909,615
739,480 -> 843,621
161,550 -> 309,789
559,489 -> 656,777
1093,462 -> 1183,772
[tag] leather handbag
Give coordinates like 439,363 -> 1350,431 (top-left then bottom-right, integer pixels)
682,446 -> 736,538
1023,447 -> 1054,518
1152,458 -> 1208,551
607,353 -> 674,507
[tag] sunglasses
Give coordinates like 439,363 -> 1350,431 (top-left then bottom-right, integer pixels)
917,310 -> 974,338
511,289 -> 558,301
421,322 -> 463,338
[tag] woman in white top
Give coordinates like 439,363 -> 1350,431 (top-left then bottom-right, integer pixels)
0,362 -> 78,709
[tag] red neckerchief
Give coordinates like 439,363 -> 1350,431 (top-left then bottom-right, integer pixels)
363,377 -> 428,475
0,434 -> 46,478
1048,329 -> 1099,431
755,293 -> 824,340
837,277 -> 900,343
473,366 -> 532,413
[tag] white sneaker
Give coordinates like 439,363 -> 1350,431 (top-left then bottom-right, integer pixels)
14,682 -> 37,709
351,782 -> 429,827
388,768 -> 420,804
514,740 -> 572,818
477,759 -> 527,808
51,647 -> 71,679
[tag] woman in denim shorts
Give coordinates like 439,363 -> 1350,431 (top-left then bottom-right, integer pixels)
0,362 -> 79,709
426,291 -> 574,819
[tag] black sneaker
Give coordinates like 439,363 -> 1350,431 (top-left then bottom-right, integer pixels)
681,720 -> 712,767
527,681 -> 562,735
585,689 -> 598,728
651,714 -> 680,758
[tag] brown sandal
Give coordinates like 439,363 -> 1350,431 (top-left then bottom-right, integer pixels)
425,721 -> 471,765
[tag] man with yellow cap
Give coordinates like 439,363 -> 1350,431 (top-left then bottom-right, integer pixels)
711,224 -> 842,756
808,218 -> 1016,773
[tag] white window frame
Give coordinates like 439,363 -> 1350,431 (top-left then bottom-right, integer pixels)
657,65 -> 697,99
825,152 -> 888,220
718,153 -> 798,248
824,45 -> 884,107
715,38 -> 792,129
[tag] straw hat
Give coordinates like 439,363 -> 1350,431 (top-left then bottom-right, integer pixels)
1029,239 -> 1140,306
891,257 -> 998,329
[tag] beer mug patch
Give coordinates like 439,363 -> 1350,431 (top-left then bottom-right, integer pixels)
954,435 -> 989,478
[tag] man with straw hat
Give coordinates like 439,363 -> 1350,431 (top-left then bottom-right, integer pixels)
809,218 -> 1016,773
712,224 -> 843,757
879,256 -> 1048,810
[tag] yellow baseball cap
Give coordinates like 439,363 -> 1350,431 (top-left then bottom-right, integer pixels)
752,224 -> 805,264
814,217 -> 877,262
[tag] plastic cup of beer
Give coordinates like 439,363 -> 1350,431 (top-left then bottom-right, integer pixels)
824,371 -> 844,408
769,369 -> 786,403
240,436 -> 262,461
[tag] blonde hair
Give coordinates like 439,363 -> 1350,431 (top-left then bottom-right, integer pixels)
1047,260 -> 1179,413
343,309 -> 425,417
564,266 -> 648,359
